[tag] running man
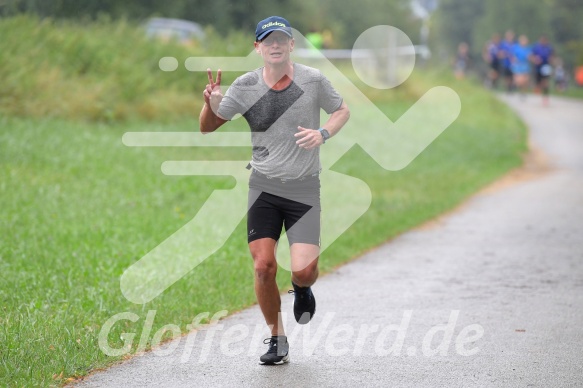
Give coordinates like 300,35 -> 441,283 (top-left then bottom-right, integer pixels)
531,35 -> 554,106
511,34 -> 533,99
453,42 -> 470,80
483,34 -> 501,88
199,16 -> 350,365
499,30 -> 516,92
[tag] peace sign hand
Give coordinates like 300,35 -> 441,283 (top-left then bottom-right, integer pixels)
203,68 -> 223,114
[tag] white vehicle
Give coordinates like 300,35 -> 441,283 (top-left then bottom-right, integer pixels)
144,17 -> 204,45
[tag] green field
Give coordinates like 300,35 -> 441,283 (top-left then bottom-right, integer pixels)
0,17 -> 527,386
558,86 -> 583,99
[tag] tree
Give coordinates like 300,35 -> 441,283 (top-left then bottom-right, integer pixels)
549,0 -> 583,66
473,0 -> 552,51
432,0 -> 484,53
0,0 -> 423,48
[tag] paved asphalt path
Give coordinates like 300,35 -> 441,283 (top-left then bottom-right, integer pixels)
76,95 -> 583,387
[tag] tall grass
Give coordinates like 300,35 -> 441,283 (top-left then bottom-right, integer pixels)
0,15 -> 250,122
0,16 -> 528,387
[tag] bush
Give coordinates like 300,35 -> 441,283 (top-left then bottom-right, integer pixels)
0,15 -> 250,122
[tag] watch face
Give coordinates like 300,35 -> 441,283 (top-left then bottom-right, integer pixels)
321,129 -> 330,139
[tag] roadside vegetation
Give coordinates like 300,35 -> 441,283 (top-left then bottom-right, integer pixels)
0,16 -> 527,386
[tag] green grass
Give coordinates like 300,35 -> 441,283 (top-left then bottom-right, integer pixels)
556,86 -> 583,99
0,67 -> 527,385
0,14 -> 528,387
0,15 -> 250,122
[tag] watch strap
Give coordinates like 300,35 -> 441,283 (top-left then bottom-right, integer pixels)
318,127 -> 330,143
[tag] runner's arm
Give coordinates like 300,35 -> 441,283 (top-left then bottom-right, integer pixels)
199,68 -> 228,134
320,101 -> 350,139
199,104 -> 227,134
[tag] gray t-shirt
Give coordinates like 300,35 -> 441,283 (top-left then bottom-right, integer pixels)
218,63 -> 343,179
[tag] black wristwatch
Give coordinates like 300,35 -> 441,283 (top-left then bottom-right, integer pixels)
318,128 -> 330,143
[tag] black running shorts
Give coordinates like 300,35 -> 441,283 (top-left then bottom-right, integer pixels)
536,65 -> 551,84
247,172 -> 321,246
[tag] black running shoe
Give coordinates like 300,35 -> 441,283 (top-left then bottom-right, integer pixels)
259,336 -> 290,365
289,282 -> 316,324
